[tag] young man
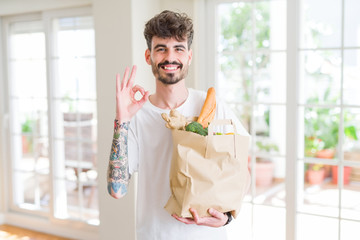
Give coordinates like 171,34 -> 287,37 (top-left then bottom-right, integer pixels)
107,10 -> 249,240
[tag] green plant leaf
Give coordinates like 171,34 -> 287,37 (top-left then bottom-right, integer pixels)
345,125 -> 358,140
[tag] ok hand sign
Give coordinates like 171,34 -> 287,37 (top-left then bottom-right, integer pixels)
116,65 -> 149,123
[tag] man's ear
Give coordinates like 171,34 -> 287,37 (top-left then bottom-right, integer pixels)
145,49 -> 151,65
188,49 -> 193,65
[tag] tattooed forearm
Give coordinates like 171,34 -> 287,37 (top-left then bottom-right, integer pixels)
107,119 -> 130,198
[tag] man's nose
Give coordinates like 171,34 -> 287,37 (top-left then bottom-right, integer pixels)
164,49 -> 177,62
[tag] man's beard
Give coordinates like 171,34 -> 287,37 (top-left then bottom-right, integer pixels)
151,60 -> 189,85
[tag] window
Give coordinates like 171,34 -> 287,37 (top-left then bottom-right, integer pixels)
51,15 -> 98,225
4,8 -> 98,226
9,19 -> 49,212
210,0 -> 360,239
298,0 -> 360,239
211,1 -> 287,239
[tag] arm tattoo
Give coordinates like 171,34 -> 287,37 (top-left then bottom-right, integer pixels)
107,119 -> 130,196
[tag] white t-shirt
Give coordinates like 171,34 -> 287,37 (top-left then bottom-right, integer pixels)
128,88 -> 249,240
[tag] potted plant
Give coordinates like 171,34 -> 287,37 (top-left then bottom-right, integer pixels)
305,136 -> 324,158
304,86 -> 339,155
332,165 -> 352,185
332,121 -> 358,184
344,126 -> 360,182
304,110 -> 338,158
305,118 -> 357,184
255,141 -> 279,187
21,118 -> 34,154
306,164 -> 325,185
304,88 -> 339,180
304,137 -> 327,184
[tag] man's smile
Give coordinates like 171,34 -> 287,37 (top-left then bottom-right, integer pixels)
162,65 -> 180,72
158,61 -> 183,73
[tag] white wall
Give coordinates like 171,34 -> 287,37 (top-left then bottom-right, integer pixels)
131,0 -> 160,94
93,0 -> 151,239
0,16 -> 5,224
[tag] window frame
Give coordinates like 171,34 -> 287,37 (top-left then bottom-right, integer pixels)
3,12 -> 47,217
44,7 -> 98,225
1,6 -> 99,235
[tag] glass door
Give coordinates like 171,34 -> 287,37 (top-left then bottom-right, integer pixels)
214,1 -> 287,239
212,0 -> 360,239
5,8 -> 98,226
8,19 -> 50,212
297,0 -> 360,239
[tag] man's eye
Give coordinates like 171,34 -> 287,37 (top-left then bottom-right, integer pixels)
157,48 -> 165,52
176,48 -> 184,52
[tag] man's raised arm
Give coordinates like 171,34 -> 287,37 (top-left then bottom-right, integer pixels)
107,119 -> 131,198
107,66 -> 149,199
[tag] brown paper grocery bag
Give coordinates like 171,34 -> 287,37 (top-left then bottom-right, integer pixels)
164,119 -> 250,218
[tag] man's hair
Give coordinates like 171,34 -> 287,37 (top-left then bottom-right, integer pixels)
144,10 -> 194,50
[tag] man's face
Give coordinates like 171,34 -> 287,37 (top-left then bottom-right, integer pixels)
145,36 -> 192,85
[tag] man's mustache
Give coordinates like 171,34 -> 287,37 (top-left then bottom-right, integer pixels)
158,61 -> 183,69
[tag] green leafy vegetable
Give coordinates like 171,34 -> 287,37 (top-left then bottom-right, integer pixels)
185,121 -> 208,136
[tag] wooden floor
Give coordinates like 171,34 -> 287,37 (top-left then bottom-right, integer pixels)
0,225 -> 72,240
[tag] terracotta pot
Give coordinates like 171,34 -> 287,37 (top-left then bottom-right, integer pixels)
22,135 -> 29,153
306,168 -> 325,185
332,166 -> 352,185
316,149 -> 335,177
256,161 -> 274,186
316,149 -> 335,159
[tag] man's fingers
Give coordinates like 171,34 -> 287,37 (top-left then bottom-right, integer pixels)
116,73 -> 121,93
208,208 -> 224,220
131,86 -> 149,106
127,65 -> 137,88
189,208 -> 200,224
138,91 -> 149,105
172,214 -> 195,225
119,65 -> 137,90
174,208 -> 227,228
121,67 -> 130,90
133,91 -> 149,108
132,85 -> 145,96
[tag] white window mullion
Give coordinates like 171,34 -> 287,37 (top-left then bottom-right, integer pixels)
206,0 -> 217,90
4,16 -> 18,213
249,4 -> 256,239
286,0 -> 300,240
43,11 -> 58,222
0,17 -> 7,216
338,0 -> 345,238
